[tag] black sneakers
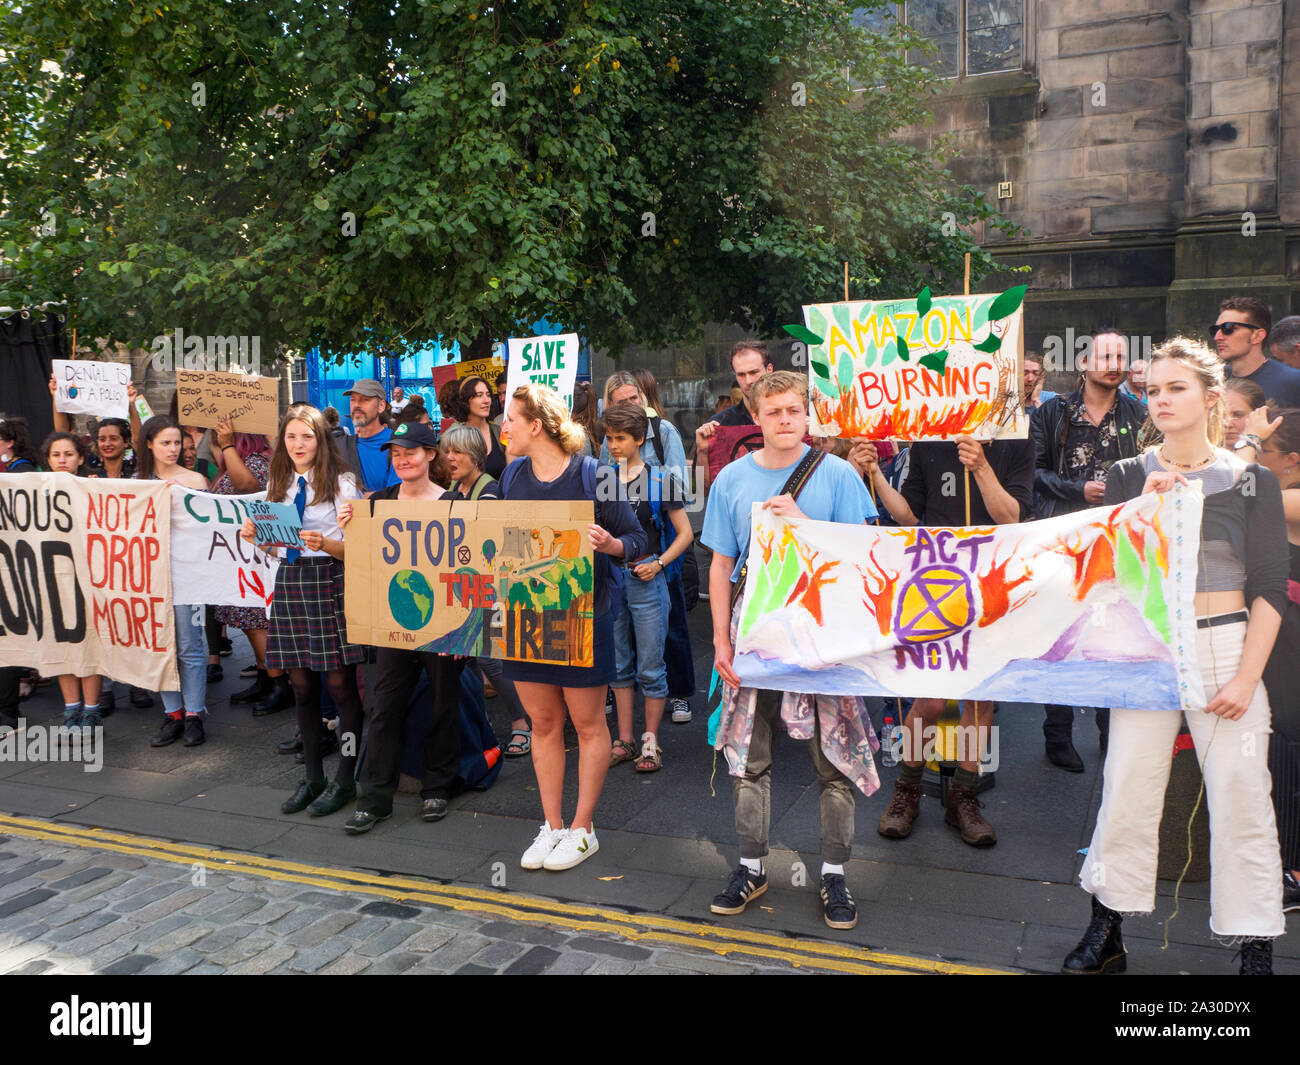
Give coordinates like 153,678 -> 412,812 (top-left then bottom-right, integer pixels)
820,873 -> 858,930
710,865 -> 767,915
150,715 -> 184,747
182,715 -> 205,747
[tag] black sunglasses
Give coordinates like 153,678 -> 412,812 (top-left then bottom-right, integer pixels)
1210,321 -> 1259,336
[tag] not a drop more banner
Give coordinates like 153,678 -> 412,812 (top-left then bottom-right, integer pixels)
0,473 -> 178,691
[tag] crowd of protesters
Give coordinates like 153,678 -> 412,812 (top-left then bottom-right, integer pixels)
1,297 -> 1299,975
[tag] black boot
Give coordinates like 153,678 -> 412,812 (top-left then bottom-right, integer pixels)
1062,895 -> 1127,974
251,675 -> 293,716
230,669 -> 272,705
1239,938 -> 1272,975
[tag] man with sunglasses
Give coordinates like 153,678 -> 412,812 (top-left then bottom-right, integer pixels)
1213,298 -> 1300,406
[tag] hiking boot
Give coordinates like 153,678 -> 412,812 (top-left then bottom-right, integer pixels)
945,783 -> 997,847
1062,895 -> 1126,974
1239,939 -> 1272,975
820,873 -> 858,930
710,865 -> 767,915
877,779 -> 922,839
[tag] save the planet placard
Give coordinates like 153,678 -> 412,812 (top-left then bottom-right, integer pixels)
344,498 -> 595,667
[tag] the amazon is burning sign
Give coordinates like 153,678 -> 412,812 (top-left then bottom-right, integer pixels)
793,287 -> 1028,441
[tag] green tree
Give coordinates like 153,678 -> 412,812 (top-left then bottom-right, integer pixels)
0,0 -> 1014,361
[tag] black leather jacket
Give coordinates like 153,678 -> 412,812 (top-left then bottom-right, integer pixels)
1029,390 -> 1148,518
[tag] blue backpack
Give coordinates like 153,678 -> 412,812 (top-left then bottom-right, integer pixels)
643,466 -> 683,581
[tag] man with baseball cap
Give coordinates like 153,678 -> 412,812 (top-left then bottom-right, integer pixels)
341,379 -> 401,494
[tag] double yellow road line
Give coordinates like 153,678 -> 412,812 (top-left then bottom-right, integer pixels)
0,812 -> 1009,975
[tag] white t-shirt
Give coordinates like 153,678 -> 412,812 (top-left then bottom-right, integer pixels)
276,469 -> 361,557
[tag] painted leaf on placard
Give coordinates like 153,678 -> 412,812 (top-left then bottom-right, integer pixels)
975,331 -> 1003,353
896,336 -> 909,361
987,284 -> 1027,321
916,286 -> 931,316
919,350 -> 948,374
836,351 -> 855,394
783,323 -> 824,347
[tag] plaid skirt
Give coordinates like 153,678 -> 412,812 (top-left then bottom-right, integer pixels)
266,557 -> 366,672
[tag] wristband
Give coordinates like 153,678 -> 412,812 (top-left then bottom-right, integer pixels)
1235,434 -> 1262,452
221,444 -> 237,452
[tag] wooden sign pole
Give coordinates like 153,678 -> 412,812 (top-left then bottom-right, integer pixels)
845,261 -> 878,507
963,252 -> 972,526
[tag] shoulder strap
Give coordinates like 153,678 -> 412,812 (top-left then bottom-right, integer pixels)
469,473 -> 492,501
648,415 -> 666,466
780,447 -> 826,501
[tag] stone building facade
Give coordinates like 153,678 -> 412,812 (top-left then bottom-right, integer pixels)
595,0 -> 1300,423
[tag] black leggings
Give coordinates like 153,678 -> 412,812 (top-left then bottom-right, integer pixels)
290,666 -> 361,785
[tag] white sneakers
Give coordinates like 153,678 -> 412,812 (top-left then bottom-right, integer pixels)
520,821 -> 600,871
520,821 -> 565,869
544,824 -> 599,870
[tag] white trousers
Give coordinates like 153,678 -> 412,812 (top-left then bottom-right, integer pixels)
1079,621 -> 1284,939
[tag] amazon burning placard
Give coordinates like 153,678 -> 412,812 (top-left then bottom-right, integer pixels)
344,499 -> 595,667
800,287 -> 1028,441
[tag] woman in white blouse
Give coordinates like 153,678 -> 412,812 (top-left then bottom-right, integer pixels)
241,404 -> 365,817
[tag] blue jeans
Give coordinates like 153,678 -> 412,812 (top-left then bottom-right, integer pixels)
610,565 -> 670,699
162,604 -> 208,716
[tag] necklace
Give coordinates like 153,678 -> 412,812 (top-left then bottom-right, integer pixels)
1159,447 -> 1215,471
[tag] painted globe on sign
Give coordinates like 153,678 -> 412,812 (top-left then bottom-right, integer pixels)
893,564 -> 975,643
388,569 -> 435,630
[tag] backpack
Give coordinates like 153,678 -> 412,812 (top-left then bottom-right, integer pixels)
643,466 -> 684,581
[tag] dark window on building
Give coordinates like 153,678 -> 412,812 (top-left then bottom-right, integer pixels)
855,1 -> 1023,79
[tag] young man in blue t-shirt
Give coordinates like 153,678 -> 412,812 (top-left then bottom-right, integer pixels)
702,371 -> 878,931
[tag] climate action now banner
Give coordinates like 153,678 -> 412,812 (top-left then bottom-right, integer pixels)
169,488 -> 280,609
0,473 -> 177,690
345,498 -> 595,667
733,487 -> 1203,712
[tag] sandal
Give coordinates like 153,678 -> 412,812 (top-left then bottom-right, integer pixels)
635,732 -> 662,773
505,728 -> 532,758
610,739 -> 638,767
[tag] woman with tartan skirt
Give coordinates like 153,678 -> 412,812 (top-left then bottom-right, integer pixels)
241,404 -> 364,817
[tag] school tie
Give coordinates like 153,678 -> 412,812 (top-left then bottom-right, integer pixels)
286,475 -> 307,563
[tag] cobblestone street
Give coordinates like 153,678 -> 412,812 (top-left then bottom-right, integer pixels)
0,830 -> 925,975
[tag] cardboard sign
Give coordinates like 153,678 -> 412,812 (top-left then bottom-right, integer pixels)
175,370 -> 280,435
170,488 -> 280,608
345,498 -> 595,667
802,288 -> 1027,441
0,473 -> 177,690
733,486 -> 1203,711
244,499 -> 303,550
456,356 -> 504,381
52,359 -> 130,419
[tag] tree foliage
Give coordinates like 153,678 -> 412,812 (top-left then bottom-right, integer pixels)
0,0 -> 1016,361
